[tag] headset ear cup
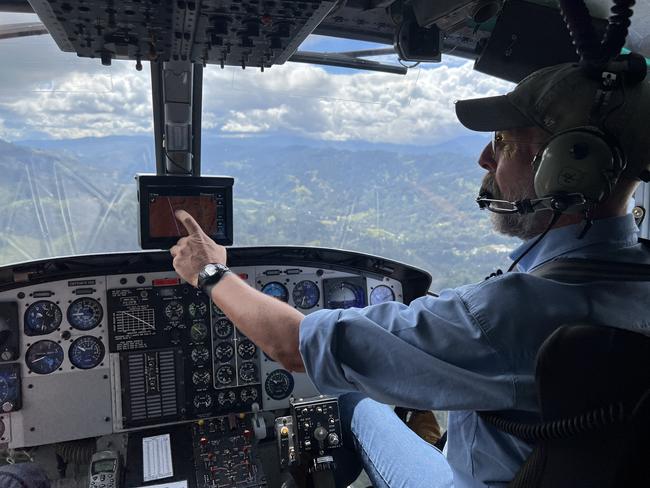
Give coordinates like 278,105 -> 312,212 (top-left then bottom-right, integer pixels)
532,127 -> 623,208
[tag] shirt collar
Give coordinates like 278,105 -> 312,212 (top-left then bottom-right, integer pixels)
509,214 -> 639,273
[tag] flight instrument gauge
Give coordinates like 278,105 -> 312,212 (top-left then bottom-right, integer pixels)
192,369 -> 211,387
265,369 -> 294,400
214,318 -> 233,338
324,281 -> 366,309
67,297 -> 103,331
261,282 -> 289,302
292,280 -> 320,309
191,346 -> 210,364
240,387 -> 258,404
216,365 -> 235,385
164,301 -> 184,322
190,322 -> 208,342
370,285 -> 395,305
188,301 -> 207,318
25,340 -> 64,374
193,393 -> 213,410
0,377 -> 8,403
69,336 -> 105,369
214,342 -> 234,362
24,301 -> 62,336
237,340 -> 257,360
218,390 -> 236,407
239,362 -> 258,383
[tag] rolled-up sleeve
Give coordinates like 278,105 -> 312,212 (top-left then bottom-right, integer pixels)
299,287 -> 515,411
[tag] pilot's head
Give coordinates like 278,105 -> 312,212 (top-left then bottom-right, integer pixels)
455,60 -> 650,239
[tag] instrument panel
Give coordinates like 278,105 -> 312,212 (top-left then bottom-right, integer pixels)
0,247 -> 430,449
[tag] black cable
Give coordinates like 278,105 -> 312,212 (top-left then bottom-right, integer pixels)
507,212 -> 562,273
559,0 -> 601,65
163,147 -> 192,175
600,0 -> 636,62
559,0 -> 636,69
479,401 -> 627,443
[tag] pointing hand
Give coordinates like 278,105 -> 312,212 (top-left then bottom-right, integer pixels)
170,210 -> 227,287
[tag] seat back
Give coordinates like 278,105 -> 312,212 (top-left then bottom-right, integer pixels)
508,324 -> 650,487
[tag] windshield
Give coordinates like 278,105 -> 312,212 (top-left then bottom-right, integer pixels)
0,12 -> 517,290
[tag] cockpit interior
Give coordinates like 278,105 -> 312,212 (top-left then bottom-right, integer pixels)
1,0 -> 650,487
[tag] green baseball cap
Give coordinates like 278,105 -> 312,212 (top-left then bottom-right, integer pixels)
455,62 -> 650,180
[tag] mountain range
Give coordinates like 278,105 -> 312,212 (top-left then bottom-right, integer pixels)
1,133 -> 516,290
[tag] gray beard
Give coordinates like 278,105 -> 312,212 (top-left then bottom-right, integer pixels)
480,173 -> 547,241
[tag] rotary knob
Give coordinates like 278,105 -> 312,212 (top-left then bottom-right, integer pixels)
313,426 -> 327,441
327,433 -> 339,446
2,401 -> 13,413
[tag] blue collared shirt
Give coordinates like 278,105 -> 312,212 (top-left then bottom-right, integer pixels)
299,214 -> 650,487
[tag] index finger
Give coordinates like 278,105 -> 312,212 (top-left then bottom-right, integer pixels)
175,209 -> 203,235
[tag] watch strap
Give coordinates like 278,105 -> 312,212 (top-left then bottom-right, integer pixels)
198,263 -> 231,296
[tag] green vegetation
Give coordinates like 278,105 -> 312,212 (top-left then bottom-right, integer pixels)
0,135 -> 518,291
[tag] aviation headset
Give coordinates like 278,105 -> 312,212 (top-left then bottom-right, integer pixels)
529,54 -> 647,214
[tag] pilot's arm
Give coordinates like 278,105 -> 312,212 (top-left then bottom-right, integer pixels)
171,210 -> 518,411
171,210 -> 306,372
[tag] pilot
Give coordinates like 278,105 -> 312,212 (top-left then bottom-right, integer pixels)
171,60 -> 650,488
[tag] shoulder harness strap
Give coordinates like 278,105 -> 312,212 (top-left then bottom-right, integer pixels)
529,238 -> 650,283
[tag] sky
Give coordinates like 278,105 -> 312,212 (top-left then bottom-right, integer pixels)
0,12 -> 513,144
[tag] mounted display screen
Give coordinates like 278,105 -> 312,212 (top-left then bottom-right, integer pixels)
137,174 -> 234,249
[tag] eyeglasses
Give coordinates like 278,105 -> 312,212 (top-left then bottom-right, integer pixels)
491,132 -> 546,160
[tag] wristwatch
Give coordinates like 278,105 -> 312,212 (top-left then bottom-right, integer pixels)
197,263 -> 231,296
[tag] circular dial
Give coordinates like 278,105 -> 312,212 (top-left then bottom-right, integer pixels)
325,282 -> 366,309
239,362 -> 258,383
193,393 -> 213,410
188,301 -> 207,318
0,377 -> 8,403
67,297 -> 103,331
237,340 -> 257,360
25,340 -> 64,374
217,390 -> 236,407
214,342 -> 234,362
292,280 -> 320,309
190,322 -> 208,342
240,387 -> 258,404
24,301 -> 62,335
68,336 -> 105,369
216,365 -> 235,385
261,282 -> 289,302
164,301 -> 184,322
214,318 -> 233,339
265,369 -> 294,400
190,346 -> 210,364
212,304 -> 225,318
370,285 -> 395,305
192,369 -> 211,387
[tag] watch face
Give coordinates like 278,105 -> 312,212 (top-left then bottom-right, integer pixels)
205,264 -> 218,276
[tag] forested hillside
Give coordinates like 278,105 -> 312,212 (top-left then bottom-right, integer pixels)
1,134 -> 517,290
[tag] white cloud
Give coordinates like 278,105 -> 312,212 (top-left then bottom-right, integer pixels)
0,27 -> 513,143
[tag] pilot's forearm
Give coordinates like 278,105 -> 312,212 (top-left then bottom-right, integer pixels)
210,273 -> 306,372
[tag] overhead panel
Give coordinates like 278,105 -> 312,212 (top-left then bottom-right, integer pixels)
27,0 -> 337,69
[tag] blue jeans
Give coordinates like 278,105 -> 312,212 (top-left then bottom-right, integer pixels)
333,393 -> 453,488
0,463 -> 50,488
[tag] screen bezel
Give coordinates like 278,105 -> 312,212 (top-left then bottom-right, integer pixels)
137,174 -> 234,250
